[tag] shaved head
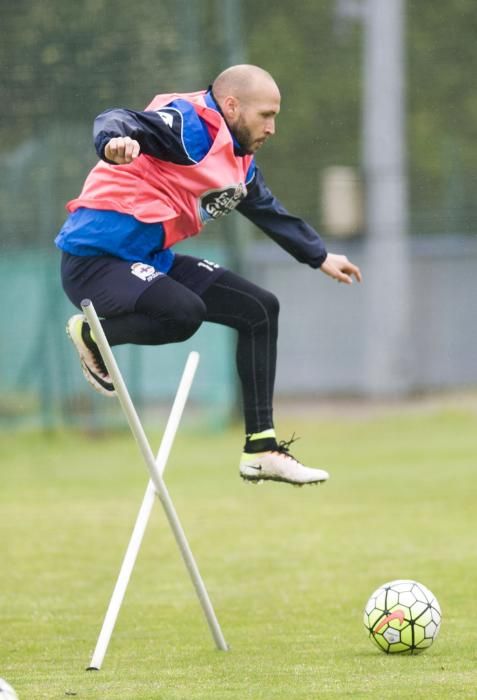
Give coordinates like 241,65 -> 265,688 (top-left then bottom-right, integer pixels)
211,65 -> 281,154
212,64 -> 280,105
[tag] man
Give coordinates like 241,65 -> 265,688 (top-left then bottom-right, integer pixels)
56,64 -> 361,486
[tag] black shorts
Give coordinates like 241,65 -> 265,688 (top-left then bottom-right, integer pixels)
60,252 -> 226,317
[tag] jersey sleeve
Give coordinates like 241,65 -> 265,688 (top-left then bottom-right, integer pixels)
93,102 -> 211,165
237,166 -> 328,268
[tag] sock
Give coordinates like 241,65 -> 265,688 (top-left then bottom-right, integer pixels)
82,321 -> 97,347
244,428 -> 278,454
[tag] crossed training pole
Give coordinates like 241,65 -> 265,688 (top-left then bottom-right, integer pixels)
81,299 -> 228,671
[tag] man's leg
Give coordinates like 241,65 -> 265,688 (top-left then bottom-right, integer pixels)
201,270 -> 278,436
201,270 -> 329,486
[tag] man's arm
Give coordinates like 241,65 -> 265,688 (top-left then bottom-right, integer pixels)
237,167 -> 361,283
237,166 -> 327,268
93,102 -> 210,165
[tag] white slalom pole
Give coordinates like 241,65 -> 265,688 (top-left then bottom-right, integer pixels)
87,351 -> 200,670
87,481 -> 156,670
81,300 -> 228,666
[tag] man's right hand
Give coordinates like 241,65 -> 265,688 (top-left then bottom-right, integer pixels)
104,136 -> 140,164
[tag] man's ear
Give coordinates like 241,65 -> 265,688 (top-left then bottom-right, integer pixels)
222,95 -> 239,121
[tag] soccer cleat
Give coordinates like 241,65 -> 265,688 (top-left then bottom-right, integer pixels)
66,314 -> 116,397
239,437 -> 329,486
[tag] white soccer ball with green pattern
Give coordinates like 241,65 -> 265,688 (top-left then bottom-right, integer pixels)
0,678 -> 18,700
363,579 -> 441,654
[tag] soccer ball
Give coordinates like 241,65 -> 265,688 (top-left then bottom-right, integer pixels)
0,678 -> 18,699
363,579 -> 441,654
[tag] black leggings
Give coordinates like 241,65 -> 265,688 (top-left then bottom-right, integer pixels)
100,270 -> 279,435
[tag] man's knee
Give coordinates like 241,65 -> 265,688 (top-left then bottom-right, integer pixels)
147,294 -> 206,344
173,296 -> 207,341
263,289 -> 280,319
253,287 -> 279,323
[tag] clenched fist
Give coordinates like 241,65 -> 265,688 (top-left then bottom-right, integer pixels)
104,136 -> 141,164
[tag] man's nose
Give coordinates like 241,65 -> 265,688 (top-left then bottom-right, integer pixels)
265,119 -> 275,136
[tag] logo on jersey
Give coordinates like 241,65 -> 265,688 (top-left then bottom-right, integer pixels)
130,262 -> 162,282
157,110 -> 174,128
199,183 -> 247,224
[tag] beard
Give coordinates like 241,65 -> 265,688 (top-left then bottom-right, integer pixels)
231,115 -> 266,154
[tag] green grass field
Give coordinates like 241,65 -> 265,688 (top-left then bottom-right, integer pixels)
1,400 -> 476,699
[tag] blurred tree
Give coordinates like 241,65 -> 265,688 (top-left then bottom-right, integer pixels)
0,0 -> 187,147
0,0 -> 214,247
243,0 -> 362,231
407,0 -> 477,233
243,0 -> 477,234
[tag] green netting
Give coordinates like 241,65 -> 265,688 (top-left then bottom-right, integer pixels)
0,245 -> 236,431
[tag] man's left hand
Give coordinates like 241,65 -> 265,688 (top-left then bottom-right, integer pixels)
320,253 -> 362,284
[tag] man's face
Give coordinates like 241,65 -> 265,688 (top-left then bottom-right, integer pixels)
228,89 -> 281,154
